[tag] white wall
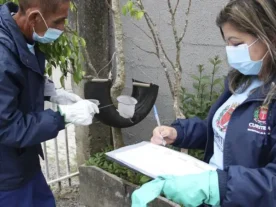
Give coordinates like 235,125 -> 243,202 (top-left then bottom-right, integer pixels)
121,0 -> 230,145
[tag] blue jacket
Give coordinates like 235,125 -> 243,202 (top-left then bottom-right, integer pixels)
0,3 -> 65,190
172,77 -> 276,206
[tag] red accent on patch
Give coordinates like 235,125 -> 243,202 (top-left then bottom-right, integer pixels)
258,107 -> 268,121
218,105 -> 235,129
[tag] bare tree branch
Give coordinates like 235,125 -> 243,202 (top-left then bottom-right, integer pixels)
137,1 -> 156,28
82,52 -> 115,80
138,3 -> 160,56
126,35 -> 175,92
168,0 -> 187,119
178,0 -> 192,44
143,12 -> 175,68
132,21 -> 175,70
142,11 -> 176,87
138,1 -> 174,70
167,0 -> 179,43
167,0 -> 182,75
83,47 -> 99,78
137,2 -> 174,68
143,7 -> 175,70
173,0 -> 180,16
135,0 -> 191,120
177,0 -> 192,75
97,52 -> 116,76
157,35 -> 175,70
132,22 -> 154,43
129,39 -> 157,55
137,0 -> 175,97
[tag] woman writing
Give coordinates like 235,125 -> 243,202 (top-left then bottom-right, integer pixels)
132,0 -> 276,206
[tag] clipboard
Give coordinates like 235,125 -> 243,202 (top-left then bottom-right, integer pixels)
106,141 -> 216,179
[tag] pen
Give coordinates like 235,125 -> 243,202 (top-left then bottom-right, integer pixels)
153,105 -> 166,146
153,105 -> 161,127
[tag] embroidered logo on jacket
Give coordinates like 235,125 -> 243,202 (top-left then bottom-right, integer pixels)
248,106 -> 270,134
216,103 -> 239,132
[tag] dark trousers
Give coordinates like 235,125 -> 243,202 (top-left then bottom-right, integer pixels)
0,170 -> 55,207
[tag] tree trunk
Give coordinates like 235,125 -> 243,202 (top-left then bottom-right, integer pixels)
173,69 -> 185,119
174,69 -> 187,153
70,0 -> 112,166
110,0 -> 126,149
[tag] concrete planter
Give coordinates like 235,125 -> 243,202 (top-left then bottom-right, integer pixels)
79,166 -> 180,207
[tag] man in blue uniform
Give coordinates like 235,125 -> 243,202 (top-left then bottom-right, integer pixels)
0,0 -> 99,206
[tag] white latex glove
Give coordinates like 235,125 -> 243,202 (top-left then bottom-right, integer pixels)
50,89 -> 82,105
58,100 -> 99,126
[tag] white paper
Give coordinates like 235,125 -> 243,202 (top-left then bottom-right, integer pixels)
106,142 -> 216,178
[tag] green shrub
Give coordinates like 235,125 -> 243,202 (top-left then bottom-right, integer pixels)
181,56 -> 224,160
86,146 -> 151,186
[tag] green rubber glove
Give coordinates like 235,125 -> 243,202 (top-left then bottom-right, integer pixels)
131,171 -> 220,207
162,171 -> 220,207
132,177 -> 166,207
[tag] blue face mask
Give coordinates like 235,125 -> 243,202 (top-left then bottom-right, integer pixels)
31,11 -> 63,44
226,39 -> 268,75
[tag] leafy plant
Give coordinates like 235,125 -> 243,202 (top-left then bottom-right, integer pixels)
39,26 -> 86,86
122,0 -> 144,20
181,56 -> 224,160
0,0 -> 86,86
181,56 -> 223,119
86,146 -> 151,186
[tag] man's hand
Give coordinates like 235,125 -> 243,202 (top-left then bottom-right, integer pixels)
58,100 -> 99,126
151,126 -> 178,146
50,89 -> 82,105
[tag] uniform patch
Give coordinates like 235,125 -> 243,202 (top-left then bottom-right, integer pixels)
248,105 -> 270,134
216,103 -> 239,132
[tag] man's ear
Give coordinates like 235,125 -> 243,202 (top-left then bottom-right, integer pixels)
26,10 -> 41,28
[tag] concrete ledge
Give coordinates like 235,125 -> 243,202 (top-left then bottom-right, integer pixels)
79,166 -> 180,207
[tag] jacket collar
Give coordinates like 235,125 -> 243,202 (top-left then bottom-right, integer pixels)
0,3 -> 44,76
225,76 -> 276,101
248,81 -> 275,101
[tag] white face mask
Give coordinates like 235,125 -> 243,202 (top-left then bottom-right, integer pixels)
226,38 -> 268,75
30,10 -> 63,44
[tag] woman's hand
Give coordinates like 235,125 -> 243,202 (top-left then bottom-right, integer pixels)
131,171 -> 220,207
150,126 -> 177,146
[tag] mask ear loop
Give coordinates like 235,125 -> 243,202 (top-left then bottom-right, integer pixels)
248,38 -> 260,47
29,10 -> 49,35
248,38 -> 268,61
36,11 -> 49,29
261,51 -> 269,61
